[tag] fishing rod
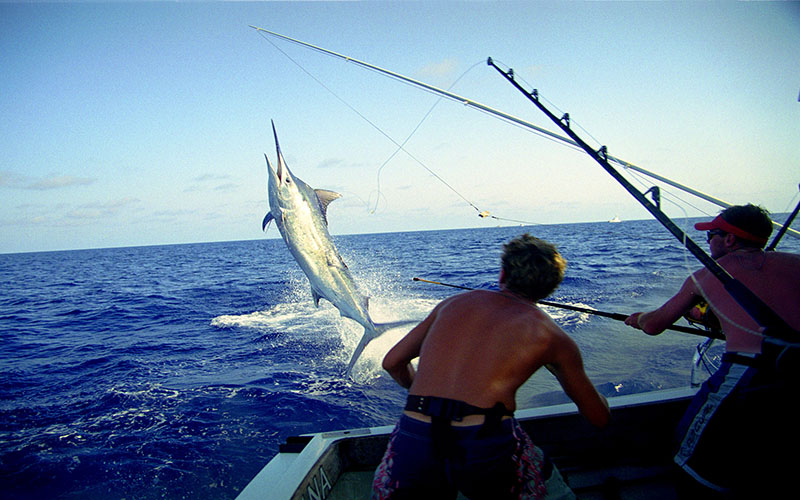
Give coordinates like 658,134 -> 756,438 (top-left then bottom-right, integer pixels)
486,59 -> 796,342
250,26 -> 799,240
412,277 -> 723,340
766,184 -> 800,251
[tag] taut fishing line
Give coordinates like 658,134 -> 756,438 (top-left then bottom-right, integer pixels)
620,161 -> 770,341
255,30 -> 540,226
369,60 -> 483,215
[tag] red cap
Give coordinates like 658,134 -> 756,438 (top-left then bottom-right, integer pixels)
695,215 -> 768,246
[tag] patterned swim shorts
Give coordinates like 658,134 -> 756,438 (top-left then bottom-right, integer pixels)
372,415 -> 547,499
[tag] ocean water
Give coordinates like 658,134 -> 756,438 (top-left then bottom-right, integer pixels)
2,219 -> 798,499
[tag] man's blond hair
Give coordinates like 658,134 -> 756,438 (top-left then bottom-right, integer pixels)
501,234 -> 566,302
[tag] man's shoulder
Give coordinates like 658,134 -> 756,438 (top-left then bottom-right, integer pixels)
769,250 -> 800,263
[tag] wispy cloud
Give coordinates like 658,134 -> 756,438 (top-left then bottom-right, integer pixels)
0,171 -> 95,190
213,183 -> 238,192
317,158 -> 346,169
317,157 -> 370,170
417,59 -> 459,79
66,197 -> 140,220
186,173 -> 237,193
0,197 -> 141,228
193,174 -> 232,182
0,171 -> 25,188
29,175 -> 95,190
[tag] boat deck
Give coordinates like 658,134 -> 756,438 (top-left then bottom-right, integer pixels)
237,387 -> 695,499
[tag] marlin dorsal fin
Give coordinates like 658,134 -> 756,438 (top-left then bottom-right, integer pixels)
315,189 -> 342,225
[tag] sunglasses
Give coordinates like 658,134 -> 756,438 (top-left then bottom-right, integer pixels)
706,230 -> 727,242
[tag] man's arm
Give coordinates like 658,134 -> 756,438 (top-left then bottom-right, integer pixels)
382,303 -> 440,389
547,328 -> 610,427
625,275 -> 701,335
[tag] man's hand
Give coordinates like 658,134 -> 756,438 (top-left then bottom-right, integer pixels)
625,312 -> 642,329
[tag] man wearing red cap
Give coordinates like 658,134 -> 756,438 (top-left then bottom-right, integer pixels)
625,204 -> 800,497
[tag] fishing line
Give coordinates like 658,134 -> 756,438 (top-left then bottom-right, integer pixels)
624,167 -> 714,218
626,173 -> 770,341
493,60 -> 721,229
780,187 -> 800,215
370,60 -> 484,214
490,59 -> 607,149
621,167 -> 770,340
253,28 -> 800,243
491,60 -> 715,223
614,155 -> 767,340
256,30 -> 540,226
489,60 -> 792,341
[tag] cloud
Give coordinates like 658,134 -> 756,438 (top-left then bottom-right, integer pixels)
28,175 -> 95,190
317,158 -> 346,169
186,173 -> 237,193
213,183 -> 238,192
0,171 -> 95,190
66,197 -> 140,220
193,174 -> 232,182
317,157 -> 371,170
417,59 -> 459,79
0,197 -> 140,229
0,171 -> 26,188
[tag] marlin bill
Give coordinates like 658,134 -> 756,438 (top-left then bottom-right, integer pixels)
262,121 -> 413,378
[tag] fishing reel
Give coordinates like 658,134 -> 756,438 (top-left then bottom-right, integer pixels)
684,300 -> 721,332
687,301 -> 723,386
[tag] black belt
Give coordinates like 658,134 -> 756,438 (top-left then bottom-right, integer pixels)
722,352 -> 763,367
405,395 -> 513,421
405,395 -> 514,460
405,395 -> 512,421
724,344 -> 800,381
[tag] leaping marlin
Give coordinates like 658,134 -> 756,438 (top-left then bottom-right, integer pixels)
262,121 -> 413,378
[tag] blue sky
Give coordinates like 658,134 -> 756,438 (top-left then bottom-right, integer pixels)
2,1 -> 799,254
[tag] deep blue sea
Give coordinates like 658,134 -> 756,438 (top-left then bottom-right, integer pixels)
2,219 -> 799,499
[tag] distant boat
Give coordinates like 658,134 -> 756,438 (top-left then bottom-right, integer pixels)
609,215 -> 621,223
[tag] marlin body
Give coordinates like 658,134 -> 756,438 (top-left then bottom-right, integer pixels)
262,122 -> 410,377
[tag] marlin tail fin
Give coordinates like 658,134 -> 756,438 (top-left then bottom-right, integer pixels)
344,320 -> 420,379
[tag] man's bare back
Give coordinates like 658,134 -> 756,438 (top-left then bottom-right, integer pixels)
374,234 -> 608,499
383,289 -> 609,427
693,249 -> 800,352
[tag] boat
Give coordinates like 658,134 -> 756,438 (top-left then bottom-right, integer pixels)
236,387 -> 697,499
608,215 -> 621,223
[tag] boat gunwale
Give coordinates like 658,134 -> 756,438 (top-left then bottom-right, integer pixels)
235,386 -> 698,499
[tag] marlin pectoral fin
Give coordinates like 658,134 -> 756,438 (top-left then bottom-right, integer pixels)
262,212 -> 274,231
326,251 -> 348,270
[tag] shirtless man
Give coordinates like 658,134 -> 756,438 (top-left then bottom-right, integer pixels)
625,204 -> 800,496
372,234 -> 609,500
